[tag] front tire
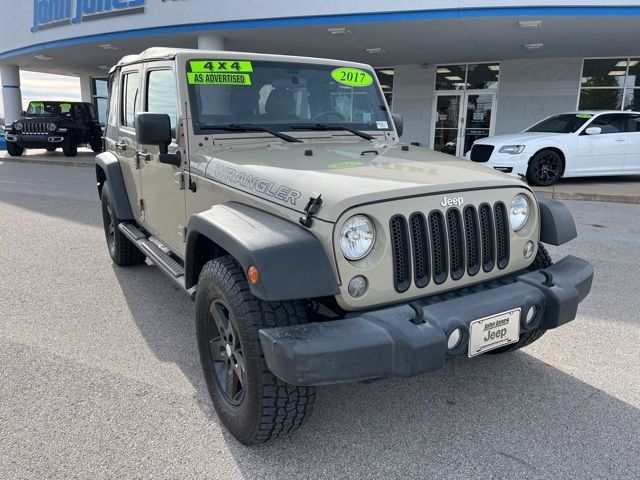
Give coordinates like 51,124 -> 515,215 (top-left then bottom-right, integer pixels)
90,138 -> 103,153
526,150 -> 564,186
487,244 -> 553,354
6,142 -> 24,156
100,182 -> 146,266
62,135 -> 78,157
196,256 -> 316,445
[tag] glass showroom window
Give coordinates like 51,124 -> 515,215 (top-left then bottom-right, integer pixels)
435,63 -> 500,91
375,68 -> 394,108
580,58 -> 640,111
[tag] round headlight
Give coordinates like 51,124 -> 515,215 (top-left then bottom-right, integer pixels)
14,122 -> 23,131
47,123 -> 57,132
510,194 -> 530,231
340,215 -> 375,260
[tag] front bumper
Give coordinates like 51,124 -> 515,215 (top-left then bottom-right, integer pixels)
6,134 -> 65,147
259,255 -> 593,386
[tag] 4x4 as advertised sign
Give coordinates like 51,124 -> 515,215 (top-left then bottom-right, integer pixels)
31,0 -> 146,32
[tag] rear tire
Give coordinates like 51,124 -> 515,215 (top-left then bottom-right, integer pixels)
90,138 -> 103,153
7,142 -> 24,156
526,150 -> 564,186
100,182 -> 146,267
196,256 -> 316,445
62,135 -> 78,157
487,244 -> 552,354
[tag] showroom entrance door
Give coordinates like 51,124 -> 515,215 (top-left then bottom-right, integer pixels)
432,91 -> 497,157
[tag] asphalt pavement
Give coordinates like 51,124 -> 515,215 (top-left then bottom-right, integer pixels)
0,161 -> 639,479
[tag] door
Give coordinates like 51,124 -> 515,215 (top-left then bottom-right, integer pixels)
623,113 -> 640,173
432,93 -> 463,156
138,63 -> 187,255
432,91 -> 496,157
114,67 -> 144,223
576,113 -> 627,174
462,92 -> 496,157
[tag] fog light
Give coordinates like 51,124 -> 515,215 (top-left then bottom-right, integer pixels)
447,328 -> 463,350
526,305 -> 538,325
348,275 -> 368,298
523,241 -> 535,259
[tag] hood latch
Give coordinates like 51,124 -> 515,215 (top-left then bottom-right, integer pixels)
299,193 -> 323,228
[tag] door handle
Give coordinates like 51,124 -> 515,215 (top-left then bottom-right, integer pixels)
115,142 -> 127,151
615,138 -> 626,142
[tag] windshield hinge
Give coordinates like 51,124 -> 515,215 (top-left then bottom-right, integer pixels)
174,171 -> 185,190
138,198 -> 145,211
299,193 -> 323,228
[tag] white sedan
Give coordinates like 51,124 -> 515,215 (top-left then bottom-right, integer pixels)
467,110 -> 640,186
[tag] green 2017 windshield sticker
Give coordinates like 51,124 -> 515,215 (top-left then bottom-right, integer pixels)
576,114 -> 593,119
328,161 -> 365,169
187,72 -> 252,86
190,60 -> 253,73
331,68 -> 373,87
30,102 -> 44,108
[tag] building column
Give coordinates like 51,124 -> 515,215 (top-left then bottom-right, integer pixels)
79,74 -> 93,104
0,64 -> 23,124
197,33 -> 225,50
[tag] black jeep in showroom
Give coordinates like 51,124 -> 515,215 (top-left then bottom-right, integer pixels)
4,101 -> 103,157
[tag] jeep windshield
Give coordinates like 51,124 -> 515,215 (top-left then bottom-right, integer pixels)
525,114 -> 593,134
186,59 -> 391,137
25,101 -> 73,117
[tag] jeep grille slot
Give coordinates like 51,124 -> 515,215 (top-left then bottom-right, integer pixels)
463,206 -> 481,276
23,122 -> 47,135
409,213 -> 430,288
479,203 -> 496,272
387,201 -> 510,293
494,202 -> 510,269
429,211 -> 448,285
446,209 -> 465,281
390,215 -> 411,292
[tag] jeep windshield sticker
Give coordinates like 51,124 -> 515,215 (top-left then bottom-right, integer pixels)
30,102 -> 44,108
576,114 -> 593,119
187,72 -> 252,86
331,68 -> 373,87
211,163 -> 301,206
328,161 -> 365,169
189,60 -> 254,73
60,103 -> 72,113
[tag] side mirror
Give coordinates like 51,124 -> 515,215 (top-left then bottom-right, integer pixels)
21,111 -> 26,117
391,113 -> 403,137
135,113 -> 172,154
585,126 -> 602,136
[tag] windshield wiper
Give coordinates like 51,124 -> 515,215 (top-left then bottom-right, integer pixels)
290,123 -> 374,141
199,123 -> 301,143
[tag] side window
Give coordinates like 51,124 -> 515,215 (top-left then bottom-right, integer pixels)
624,114 -> 640,133
107,73 -> 119,128
146,69 -> 178,137
590,114 -> 626,134
121,71 -> 140,128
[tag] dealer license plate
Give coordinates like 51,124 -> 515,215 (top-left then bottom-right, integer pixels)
468,309 -> 521,357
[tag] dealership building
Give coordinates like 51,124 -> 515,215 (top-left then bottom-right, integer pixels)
2,1 -> 640,155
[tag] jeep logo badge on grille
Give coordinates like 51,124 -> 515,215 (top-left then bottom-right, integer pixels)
440,195 -> 464,207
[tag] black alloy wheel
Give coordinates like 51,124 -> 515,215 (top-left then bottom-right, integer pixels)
527,150 -> 563,186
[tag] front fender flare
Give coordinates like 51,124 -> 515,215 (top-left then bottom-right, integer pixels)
185,203 -> 340,301
536,196 -> 577,245
95,152 -> 134,221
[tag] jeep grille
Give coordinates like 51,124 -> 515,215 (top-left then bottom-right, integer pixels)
390,202 -> 510,292
22,122 -> 49,135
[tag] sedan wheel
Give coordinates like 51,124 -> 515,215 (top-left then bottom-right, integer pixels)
527,150 -> 564,186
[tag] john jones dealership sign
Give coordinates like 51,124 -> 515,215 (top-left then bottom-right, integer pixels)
31,0 -> 146,32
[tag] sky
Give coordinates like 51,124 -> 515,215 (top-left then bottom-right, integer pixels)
0,72 -> 81,121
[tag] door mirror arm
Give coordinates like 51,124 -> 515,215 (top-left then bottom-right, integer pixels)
159,149 -> 181,166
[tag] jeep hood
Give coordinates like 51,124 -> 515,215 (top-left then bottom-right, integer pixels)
199,141 -> 529,222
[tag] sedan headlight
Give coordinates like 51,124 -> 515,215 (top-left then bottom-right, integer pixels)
47,123 -> 57,132
14,122 -> 23,131
510,194 -> 530,231
499,145 -> 525,155
340,215 -> 375,260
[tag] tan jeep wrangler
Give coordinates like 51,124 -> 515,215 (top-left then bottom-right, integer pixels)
96,48 -> 593,445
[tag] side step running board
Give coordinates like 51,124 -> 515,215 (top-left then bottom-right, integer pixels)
119,222 -> 196,300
